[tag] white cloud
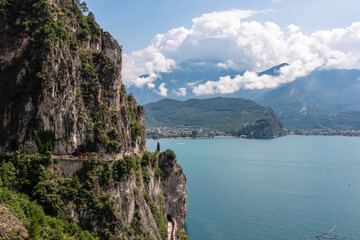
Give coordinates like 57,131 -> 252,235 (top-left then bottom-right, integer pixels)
124,10 -> 360,94
217,60 -> 240,70
123,46 -> 176,88
173,87 -> 187,96
193,61 -> 317,95
156,83 -> 168,96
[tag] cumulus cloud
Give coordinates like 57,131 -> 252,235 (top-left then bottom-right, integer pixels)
156,83 -> 168,96
217,60 -> 240,70
193,61 -> 313,95
173,88 -> 187,97
123,46 -> 176,88
123,9 -> 360,95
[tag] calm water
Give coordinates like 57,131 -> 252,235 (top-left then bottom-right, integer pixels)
147,136 -> 360,240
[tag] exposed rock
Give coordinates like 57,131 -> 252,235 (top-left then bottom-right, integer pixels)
158,152 -> 187,231
0,205 -> 29,240
0,0 -> 146,159
0,1 -> 187,239
55,153 -> 188,239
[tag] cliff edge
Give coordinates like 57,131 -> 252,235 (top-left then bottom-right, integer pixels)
0,1 -> 187,239
0,0 -> 146,159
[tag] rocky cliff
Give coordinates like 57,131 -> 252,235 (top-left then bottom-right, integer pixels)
0,0 -> 146,158
0,1 -> 187,239
0,151 -> 187,240
158,151 -> 187,230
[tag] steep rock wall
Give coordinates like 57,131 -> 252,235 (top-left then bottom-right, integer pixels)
158,151 -> 187,231
0,1 -> 187,239
0,0 -> 146,158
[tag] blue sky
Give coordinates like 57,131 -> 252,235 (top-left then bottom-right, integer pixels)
85,0 -> 360,97
86,0 -> 360,54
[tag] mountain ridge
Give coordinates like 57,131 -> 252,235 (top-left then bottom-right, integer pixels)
145,97 -> 285,138
130,62 -> 360,130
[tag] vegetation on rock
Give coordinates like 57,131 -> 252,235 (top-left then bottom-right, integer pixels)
0,150 -> 173,239
0,1 -> 187,239
0,0 -> 145,157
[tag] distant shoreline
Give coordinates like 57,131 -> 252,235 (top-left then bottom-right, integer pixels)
147,132 -> 360,140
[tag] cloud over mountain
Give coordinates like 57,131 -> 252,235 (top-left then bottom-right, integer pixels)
123,9 -> 360,96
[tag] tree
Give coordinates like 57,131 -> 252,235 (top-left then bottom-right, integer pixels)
156,142 -> 160,152
191,130 -> 197,138
75,0 -> 88,13
88,11 -> 95,21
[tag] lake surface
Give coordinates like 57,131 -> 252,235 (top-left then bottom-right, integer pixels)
147,136 -> 360,240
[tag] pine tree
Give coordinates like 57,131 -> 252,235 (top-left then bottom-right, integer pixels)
156,142 -> 160,152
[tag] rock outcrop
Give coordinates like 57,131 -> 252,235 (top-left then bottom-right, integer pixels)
0,1 -> 187,239
158,151 -> 187,231
0,0 -> 146,159
0,205 -> 29,240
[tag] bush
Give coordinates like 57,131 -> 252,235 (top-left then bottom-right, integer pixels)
155,166 -> 163,179
130,122 -> 142,137
32,180 -> 61,216
142,166 -> 150,184
34,129 -> 55,155
0,0 -> 8,17
106,140 -> 122,153
78,140 -> 98,153
165,149 -> 176,160
0,152 -> 51,194
0,188 -> 98,240
141,151 -> 151,166
112,155 -> 140,181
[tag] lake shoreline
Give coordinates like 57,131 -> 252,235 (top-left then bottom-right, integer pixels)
147,136 -> 360,240
147,133 -> 360,140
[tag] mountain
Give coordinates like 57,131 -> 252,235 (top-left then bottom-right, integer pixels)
321,111 -> 360,130
256,69 -> 360,129
130,61 -> 360,130
258,63 -> 289,76
0,1 -> 186,239
127,59 -> 243,104
0,0 -> 146,158
127,62 -> 291,105
145,97 -> 285,138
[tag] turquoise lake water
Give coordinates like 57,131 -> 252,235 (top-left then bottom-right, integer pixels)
147,136 -> 360,240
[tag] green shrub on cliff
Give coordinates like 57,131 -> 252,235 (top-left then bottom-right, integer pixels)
0,0 -> 8,16
34,130 -> 55,155
0,147 -> 178,240
165,149 -> 176,160
0,187 -> 98,239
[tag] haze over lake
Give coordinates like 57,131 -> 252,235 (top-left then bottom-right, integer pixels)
148,136 -> 360,239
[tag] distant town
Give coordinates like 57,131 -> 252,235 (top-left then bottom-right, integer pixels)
146,128 -> 235,139
146,127 -> 360,139
287,129 -> 360,137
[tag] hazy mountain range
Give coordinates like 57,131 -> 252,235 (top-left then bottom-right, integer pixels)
129,62 -> 360,130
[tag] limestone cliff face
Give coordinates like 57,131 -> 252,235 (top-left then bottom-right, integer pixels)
54,152 -> 187,239
0,0 -> 146,158
67,156 -> 169,239
0,1 -> 187,239
158,151 -> 187,231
